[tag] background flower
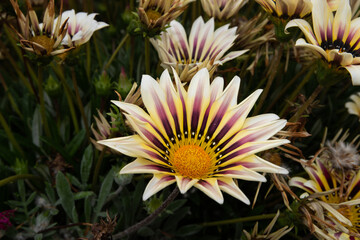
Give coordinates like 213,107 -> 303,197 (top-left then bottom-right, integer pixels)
346,92 -> 360,120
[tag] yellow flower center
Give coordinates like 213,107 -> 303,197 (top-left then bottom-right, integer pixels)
172,145 -> 212,179
146,9 -> 162,22
337,205 -> 360,232
30,35 -> 55,54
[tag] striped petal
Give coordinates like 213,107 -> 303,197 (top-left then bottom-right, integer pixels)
294,38 -> 328,60
175,175 -> 198,193
289,176 -> 318,194
120,158 -> 172,174
215,164 -> 267,182
332,0 -> 351,47
143,174 -> 176,200
218,178 -> 250,205
195,178 -> 224,204
312,0 -> 333,45
285,19 -> 318,45
235,155 -> 289,174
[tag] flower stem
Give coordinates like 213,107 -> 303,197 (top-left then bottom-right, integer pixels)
0,174 -> 42,187
91,147 -> 106,189
288,84 -> 323,122
145,37 -> 150,74
71,67 -> 90,139
103,33 -> 130,72
52,64 -> 79,133
112,187 -> 180,239
37,67 -> 51,138
202,213 -> 277,227
0,112 -> 25,159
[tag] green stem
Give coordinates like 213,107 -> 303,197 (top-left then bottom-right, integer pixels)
202,213 -> 277,227
71,67 -> 90,140
288,84 -> 323,122
37,67 -> 51,137
52,64 -> 80,133
0,112 -> 25,158
92,147 -> 106,189
145,37 -> 150,74
0,73 -> 23,119
103,33 -> 130,72
279,66 -> 315,118
0,174 -> 42,187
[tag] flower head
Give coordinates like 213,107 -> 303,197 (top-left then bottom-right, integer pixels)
9,0 -> 69,56
150,17 -> 248,82
200,0 -> 248,21
99,68 -> 289,204
54,10 -> 108,48
346,92 -> 360,120
138,0 -> 194,37
255,0 -> 312,20
0,210 -> 15,230
285,0 -> 360,85
290,159 -> 360,237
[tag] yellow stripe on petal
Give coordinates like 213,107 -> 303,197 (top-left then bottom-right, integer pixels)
120,158 -> 171,175
332,0 -> 351,45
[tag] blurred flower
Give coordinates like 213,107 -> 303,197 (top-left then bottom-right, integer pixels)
346,92 -> 360,120
150,17 -> 248,82
243,211 -> 293,240
99,68 -> 289,204
54,10 -> 108,48
256,0 -> 312,20
0,210 -> 15,230
91,109 -> 114,152
9,0 -> 69,56
290,159 -> 360,238
327,0 -> 360,14
138,0 -> 194,37
200,0 -> 248,21
286,0 -> 360,85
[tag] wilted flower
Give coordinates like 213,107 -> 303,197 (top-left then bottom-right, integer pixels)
255,0 -> 312,20
91,212 -> 117,240
137,0 -> 194,37
150,17 -> 248,82
99,68 -> 289,204
324,140 -> 360,171
285,0 -> 360,85
200,0 -> 248,21
9,0 -> 69,56
346,92 -> 360,120
91,109 -> 114,151
243,211 -> 293,240
54,10 -> 108,48
290,159 -> 360,238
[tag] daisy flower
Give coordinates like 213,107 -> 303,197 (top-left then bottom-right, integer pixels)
9,0 -> 69,56
346,92 -> 360,120
290,159 -> 360,238
285,0 -> 360,85
255,0 -> 312,20
200,0 -> 248,21
99,68 -> 289,204
150,17 -> 248,82
53,10 -> 109,48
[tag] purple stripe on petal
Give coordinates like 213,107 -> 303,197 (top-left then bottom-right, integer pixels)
169,38 -> 179,60
175,28 -> 189,60
206,95 -> 233,139
192,36 -> 199,60
309,168 -> 326,191
177,84 -> 188,137
142,164 -> 172,172
220,146 -> 255,163
166,89 -> 181,138
318,160 -> 334,189
292,180 -> 316,193
140,127 -> 167,151
152,90 -> 175,141
145,150 -> 169,165
191,87 -> 204,134
348,180 -> 360,199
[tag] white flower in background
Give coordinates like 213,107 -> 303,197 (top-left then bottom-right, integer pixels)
54,10 -> 108,47
346,92 -> 360,120
200,0 -> 248,21
150,17 -> 248,82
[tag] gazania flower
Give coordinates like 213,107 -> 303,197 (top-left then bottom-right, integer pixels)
285,0 -> 360,85
255,0 -> 312,20
200,0 -> 248,21
53,10 -> 108,48
99,68 -> 289,204
9,0 -> 69,56
138,0 -> 194,37
290,159 -> 360,237
150,17 -> 248,82
346,92 -> 360,120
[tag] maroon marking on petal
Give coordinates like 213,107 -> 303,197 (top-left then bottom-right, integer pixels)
166,88 -> 181,138
309,168 -> 326,191
152,89 -> 175,141
145,150 -> 169,164
192,36 -> 199,60
169,38 -> 179,60
175,28 -> 189,60
191,86 -> 204,134
159,175 -> 175,182
292,180 -> 315,193
318,160 -> 334,189
198,179 -> 213,188
221,146 -> 256,163
142,164 -> 171,172
138,125 -> 166,151
177,83 -> 188,137
348,179 -> 360,199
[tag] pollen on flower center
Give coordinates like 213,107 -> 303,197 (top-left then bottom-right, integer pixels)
146,9 -> 162,22
171,145 -> 212,179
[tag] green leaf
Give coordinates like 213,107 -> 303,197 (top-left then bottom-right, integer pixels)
74,191 -> 95,200
65,129 -> 86,157
34,233 -> 43,240
93,169 -> 113,220
176,224 -> 202,237
80,145 -> 93,184
45,182 -> 56,204
84,196 -> 92,223
66,174 -> 82,189
56,171 -> 76,222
